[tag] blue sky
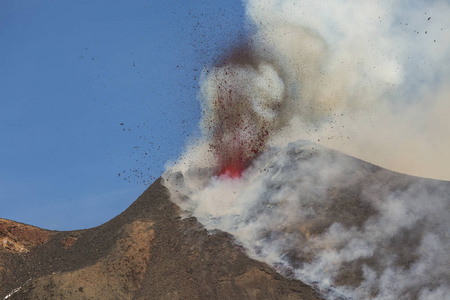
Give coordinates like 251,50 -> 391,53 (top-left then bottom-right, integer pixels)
1,0 -> 246,230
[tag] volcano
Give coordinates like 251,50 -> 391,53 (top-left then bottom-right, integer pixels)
2,141 -> 449,299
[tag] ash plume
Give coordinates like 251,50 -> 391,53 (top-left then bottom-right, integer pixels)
163,0 -> 450,299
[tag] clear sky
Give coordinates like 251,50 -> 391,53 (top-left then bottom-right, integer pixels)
1,0 -> 246,230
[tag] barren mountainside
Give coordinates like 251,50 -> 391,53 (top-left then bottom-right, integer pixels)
0,178 -> 321,300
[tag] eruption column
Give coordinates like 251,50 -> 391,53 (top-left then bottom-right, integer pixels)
202,64 -> 283,177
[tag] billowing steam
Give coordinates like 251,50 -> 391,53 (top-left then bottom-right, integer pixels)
165,141 -> 450,299
163,0 -> 450,299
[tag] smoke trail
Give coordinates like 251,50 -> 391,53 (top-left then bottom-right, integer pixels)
163,0 -> 450,299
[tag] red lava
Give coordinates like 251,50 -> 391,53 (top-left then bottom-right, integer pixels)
218,146 -> 249,178
220,165 -> 244,178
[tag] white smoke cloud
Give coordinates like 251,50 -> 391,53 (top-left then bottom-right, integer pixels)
163,0 -> 450,299
164,141 -> 450,299
246,0 -> 450,180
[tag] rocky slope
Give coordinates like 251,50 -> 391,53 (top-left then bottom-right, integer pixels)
0,179 -> 322,300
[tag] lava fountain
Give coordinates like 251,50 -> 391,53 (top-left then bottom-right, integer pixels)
201,62 -> 284,178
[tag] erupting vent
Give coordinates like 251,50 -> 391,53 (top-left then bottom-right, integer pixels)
209,87 -> 250,178
204,64 -> 277,178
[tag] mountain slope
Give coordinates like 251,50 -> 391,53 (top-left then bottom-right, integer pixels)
1,178 -> 321,300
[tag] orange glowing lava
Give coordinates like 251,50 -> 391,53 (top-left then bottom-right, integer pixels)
220,164 -> 244,178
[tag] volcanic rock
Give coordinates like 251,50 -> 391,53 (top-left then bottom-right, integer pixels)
0,179 -> 322,300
